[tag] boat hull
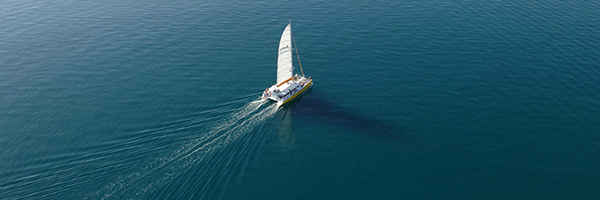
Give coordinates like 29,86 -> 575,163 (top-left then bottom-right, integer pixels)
262,76 -> 312,107
278,79 -> 312,107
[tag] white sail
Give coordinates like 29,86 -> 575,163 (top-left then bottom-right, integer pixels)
277,23 -> 293,85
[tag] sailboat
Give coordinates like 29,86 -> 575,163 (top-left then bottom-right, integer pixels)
262,21 -> 313,107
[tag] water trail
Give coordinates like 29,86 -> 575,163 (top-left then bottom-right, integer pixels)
88,99 -> 278,199
132,93 -> 263,140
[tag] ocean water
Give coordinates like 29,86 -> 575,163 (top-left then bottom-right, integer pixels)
1,0 -> 600,199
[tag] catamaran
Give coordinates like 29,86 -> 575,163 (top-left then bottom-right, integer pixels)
262,21 -> 313,107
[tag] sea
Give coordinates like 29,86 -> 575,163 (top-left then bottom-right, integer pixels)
1,0 -> 599,199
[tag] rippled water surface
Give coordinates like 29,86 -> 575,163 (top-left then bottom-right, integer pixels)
1,0 -> 600,199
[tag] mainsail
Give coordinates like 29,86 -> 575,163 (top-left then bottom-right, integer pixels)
276,23 -> 293,85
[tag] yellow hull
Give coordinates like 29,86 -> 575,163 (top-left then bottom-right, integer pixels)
278,79 -> 313,107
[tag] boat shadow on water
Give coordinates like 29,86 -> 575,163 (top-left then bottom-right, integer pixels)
274,89 -> 410,143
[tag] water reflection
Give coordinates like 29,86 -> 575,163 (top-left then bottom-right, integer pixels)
275,108 -> 296,150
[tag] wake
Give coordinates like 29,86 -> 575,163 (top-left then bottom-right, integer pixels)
88,99 -> 278,199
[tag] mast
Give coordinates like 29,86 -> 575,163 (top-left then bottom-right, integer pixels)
292,25 -> 305,77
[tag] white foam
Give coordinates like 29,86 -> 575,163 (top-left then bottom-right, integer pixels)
90,100 -> 278,200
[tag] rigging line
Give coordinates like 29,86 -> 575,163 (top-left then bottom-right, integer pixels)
292,30 -> 305,77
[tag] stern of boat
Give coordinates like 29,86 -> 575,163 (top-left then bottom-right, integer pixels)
261,88 -> 269,100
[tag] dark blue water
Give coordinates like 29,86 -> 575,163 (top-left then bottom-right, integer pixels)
2,0 -> 600,199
